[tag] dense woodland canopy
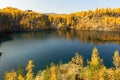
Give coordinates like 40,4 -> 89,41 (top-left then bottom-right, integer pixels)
0,7 -> 120,31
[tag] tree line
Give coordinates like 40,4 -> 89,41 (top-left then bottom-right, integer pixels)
4,47 -> 120,80
0,7 -> 120,31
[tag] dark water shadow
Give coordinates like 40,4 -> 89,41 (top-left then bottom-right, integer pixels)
0,32 -> 13,44
0,32 -> 13,59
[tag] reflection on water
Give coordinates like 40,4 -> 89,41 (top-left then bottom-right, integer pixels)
0,30 -> 120,79
0,32 -> 12,44
0,32 -> 12,59
52,30 -> 120,44
4,30 -> 120,45
0,52 -> 2,57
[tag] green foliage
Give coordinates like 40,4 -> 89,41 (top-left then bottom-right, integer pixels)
44,66 -> 50,80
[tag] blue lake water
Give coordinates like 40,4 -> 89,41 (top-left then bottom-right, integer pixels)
0,30 -> 120,79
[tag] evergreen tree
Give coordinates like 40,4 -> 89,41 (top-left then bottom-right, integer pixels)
70,52 -> 83,69
90,47 -> 102,67
113,50 -> 120,69
44,66 -> 50,80
26,60 -> 34,80
50,63 -> 57,80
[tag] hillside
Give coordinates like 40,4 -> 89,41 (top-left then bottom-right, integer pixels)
0,7 -> 120,31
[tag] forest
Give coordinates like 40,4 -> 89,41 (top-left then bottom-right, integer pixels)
4,47 -> 120,80
0,7 -> 120,31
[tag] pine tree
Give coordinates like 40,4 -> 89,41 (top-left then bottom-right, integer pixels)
87,47 -> 103,79
26,60 -> 34,80
70,52 -> 83,69
17,66 -> 25,80
113,50 -> 120,69
4,70 -> 17,80
90,47 -> 102,67
50,63 -> 57,80
44,66 -> 50,80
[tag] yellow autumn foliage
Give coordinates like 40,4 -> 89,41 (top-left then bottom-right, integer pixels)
4,47 -> 120,80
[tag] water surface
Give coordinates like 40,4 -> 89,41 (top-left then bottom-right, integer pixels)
0,30 -> 120,79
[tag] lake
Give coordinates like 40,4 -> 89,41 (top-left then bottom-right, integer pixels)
0,30 -> 120,79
